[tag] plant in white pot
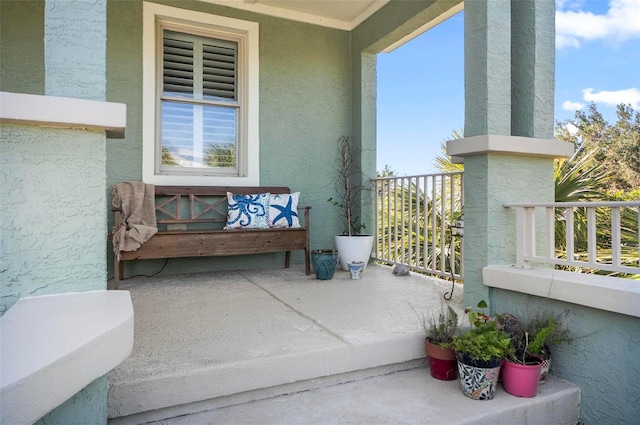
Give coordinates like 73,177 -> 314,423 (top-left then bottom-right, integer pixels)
328,136 -> 374,271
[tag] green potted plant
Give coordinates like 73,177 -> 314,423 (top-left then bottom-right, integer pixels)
521,310 -> 572,384
328,136 -> 374,271
418,304 -> 460,380
500,316 -> 544,398
445,300 -> 514,400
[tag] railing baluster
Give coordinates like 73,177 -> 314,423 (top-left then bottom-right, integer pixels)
439,175 -> 446,274
430,175 -> 437,273
566,207 -> 575,263
611,207 -> 621,268
504,201 -> 639,275
546,206 -> 555,260
587,207 -> 597,266
422,176 -> 429,272
386,180 -> 391,262
371,172 -> 464,281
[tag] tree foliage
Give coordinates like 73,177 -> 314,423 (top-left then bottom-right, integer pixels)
555,103 -> 640,191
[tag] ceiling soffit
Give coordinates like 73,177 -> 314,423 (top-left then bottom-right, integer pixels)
199,0 -> 391,30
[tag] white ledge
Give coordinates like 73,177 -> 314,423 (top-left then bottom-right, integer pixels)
447,135 -> 574,160
0,290 -> 134,424
0,91 -> 126,138
483,265 -> 640,318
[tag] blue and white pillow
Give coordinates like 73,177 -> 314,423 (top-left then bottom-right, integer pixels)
224,192 -> 270,229
269,192 -> 300,228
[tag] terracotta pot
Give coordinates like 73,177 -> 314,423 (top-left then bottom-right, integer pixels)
424,339 -> 457,380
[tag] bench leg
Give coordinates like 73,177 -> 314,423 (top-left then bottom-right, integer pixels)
113,255 -> 123,290
285,251 -> 291,268
304,248 -> 311,275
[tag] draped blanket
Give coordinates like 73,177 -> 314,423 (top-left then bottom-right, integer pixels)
112,182 -> 158,257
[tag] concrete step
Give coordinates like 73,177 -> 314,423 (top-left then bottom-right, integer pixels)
108,267 -> 466,423
107,268 -> 580,425
140,367 -> 581,425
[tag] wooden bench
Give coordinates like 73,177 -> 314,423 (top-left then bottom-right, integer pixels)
111,186 -> 310,289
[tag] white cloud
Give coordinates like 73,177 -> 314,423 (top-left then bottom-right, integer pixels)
566,122 -> 580,136
562,100 -> 585,111
583,87 -> 640,108
556,0 -> 640,48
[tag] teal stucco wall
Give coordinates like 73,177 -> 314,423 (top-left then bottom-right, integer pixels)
104,0 -> 464,279
0,0 -> 45,95
492,292 -> 640,425
106,0 -> 352,278
1,1 -> 111,423
0,126 -> 107,314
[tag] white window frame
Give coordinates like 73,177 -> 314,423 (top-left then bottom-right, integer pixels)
142,2 -> 259,186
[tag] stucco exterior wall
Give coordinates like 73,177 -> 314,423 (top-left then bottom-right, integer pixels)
492,291 -> 640,425
106,0 -> 351,277
1,1 -> 112,423
0,0 -> 45,95
33,376 -> 108,425
0,126 -> 107,314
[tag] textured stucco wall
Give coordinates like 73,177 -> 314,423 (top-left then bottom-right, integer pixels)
462,154 -> 554,304
0,0 -> 45,95
462,0 -> 556,307
461,1 -> 637,423
106,0 -> 351,277
0,126 -> 107,314
464,0 -> 512,137
33,376 -> 108,425
45,0 -> 106,100
493,292 -> 640,425
1,1 -> 111,423
511,0 -> 556,138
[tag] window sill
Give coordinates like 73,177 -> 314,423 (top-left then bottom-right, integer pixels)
483,265 -> 640,318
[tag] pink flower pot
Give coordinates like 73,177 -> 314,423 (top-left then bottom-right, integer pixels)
502,356 -> 543,398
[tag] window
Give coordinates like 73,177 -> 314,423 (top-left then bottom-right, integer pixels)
143,2 -> 259,185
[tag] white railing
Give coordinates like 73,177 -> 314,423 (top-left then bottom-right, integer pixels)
373,172 -> 464,281
505,202 -> 640,274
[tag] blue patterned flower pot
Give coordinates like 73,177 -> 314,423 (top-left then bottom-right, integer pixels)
456,353 -> 502,400
311,250 -> 339,280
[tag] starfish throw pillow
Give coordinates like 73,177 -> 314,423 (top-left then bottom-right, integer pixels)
269,192 -> 300,228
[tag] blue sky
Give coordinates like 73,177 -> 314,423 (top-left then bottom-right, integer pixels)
376,0 -> 640,176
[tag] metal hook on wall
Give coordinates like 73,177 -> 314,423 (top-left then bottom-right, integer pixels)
444,220 -> 463,301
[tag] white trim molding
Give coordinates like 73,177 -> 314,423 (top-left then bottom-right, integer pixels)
483,265 -> 640,318
0,91 -> 126,138
447,135 -> 574,162
142,2 -> 260,186
200,0 -> 391,31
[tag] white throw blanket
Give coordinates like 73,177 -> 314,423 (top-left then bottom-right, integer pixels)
111,182 -> 158,257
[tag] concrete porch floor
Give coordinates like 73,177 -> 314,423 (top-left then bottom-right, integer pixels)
107,263 -> 580,425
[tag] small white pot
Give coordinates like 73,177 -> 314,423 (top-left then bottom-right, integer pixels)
347,261 -> 365,279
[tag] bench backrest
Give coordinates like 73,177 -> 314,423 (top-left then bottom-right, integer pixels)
154,186 -> 292,229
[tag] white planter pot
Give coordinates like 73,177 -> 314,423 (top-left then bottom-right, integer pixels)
334,235 -> 374,271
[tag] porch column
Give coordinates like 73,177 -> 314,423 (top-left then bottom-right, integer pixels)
40,1 -> 110,424
451,0 -> 563,309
